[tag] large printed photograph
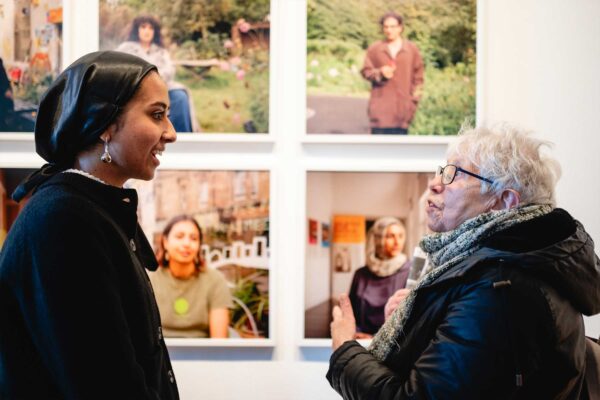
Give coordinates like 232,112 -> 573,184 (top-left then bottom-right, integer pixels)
100,0 -> 270,134
0,0 -> 63,132
0,168 -> 271,339
306,0 -> 476,135
304,171 -> 430,338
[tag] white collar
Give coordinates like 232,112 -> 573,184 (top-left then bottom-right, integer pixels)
63,169 -> 111,186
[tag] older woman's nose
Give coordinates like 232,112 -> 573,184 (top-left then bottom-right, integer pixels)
428,174 -> 444,193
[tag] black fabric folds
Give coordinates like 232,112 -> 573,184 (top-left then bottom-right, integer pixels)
12,51 -> 157,202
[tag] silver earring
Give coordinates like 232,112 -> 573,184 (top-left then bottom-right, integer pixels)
100,138 -> 112,163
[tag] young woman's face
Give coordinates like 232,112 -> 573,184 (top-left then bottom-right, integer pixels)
164,220 -> 201,265
103,72 -> 176,184
382,223 -> 406,258
138,22 -> 155,45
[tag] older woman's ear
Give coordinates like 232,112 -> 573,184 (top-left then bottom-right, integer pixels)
491,189 -> 521,210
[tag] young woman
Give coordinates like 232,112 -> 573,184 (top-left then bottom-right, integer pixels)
0,51 -> 179,399
151,215 -> 232,338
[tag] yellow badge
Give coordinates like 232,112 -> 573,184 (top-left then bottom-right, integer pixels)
174,298 -> 189,315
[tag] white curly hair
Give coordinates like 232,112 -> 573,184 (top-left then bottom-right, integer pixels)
447,123 -> 562,206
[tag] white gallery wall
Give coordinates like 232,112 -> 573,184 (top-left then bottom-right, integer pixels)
0,0 -> 599,399
481,0 -> 600,339
305,172 -> 333,311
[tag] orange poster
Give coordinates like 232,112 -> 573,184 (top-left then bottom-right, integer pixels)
332,215 -> 365,243
48,8 -> 63,24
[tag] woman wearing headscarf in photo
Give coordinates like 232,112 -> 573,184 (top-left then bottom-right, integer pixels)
116,15 -> 197,133
0,51 -> 179,399
348,217 -> 410,338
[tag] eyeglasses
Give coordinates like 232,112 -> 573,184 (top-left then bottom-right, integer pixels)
436,164 -> 494,185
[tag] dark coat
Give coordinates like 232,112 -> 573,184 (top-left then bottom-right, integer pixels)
0,173 -> 179,399
327,209 -> 600,399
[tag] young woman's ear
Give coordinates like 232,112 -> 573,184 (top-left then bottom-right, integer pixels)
99,124 -> 115,142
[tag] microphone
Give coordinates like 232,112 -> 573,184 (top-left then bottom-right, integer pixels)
406,247 -> 428,289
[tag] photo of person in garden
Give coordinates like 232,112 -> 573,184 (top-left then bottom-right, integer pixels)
361,12 -> 424,135
116,15 -> 197,133
100,0 -> 270,134
307,0 -> 476,135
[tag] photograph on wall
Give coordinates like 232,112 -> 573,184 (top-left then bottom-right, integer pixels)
99,0 -> 270,134
0,168 -> 34,246
307,0 -> 476,135
321,222 -> 330,248
0,0 -> 63,132
304,171 -> 430,338
130,170 -> 270,339
308,218 -> 318,244
0,168 -> 271,339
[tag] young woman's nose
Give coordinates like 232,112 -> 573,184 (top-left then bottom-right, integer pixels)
163,119 -> 177,143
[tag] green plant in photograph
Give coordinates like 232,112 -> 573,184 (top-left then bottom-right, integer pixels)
177,49 -> 269,133
17,73 -> 53,106
229,269 -> 269,338
306,40 -> 370,97
410,62 -> 476,136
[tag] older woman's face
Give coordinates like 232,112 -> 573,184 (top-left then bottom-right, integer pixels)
426,158 -> 496,232
164,220 -> 201,266
105,72 -> 176,183
383,223 -> 406,258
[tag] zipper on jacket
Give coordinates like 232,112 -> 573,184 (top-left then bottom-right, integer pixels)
493,259 -> 523,389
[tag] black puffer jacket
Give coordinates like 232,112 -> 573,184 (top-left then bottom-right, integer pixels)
327,209 -> 600,399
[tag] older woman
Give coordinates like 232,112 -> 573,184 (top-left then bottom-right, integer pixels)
349,217 -> 410,337
327,125 -> 600,398
0,51 -> 179,399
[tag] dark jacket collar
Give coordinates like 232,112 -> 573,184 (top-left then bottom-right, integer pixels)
421,209 -> 600,315
41,172 -> 139,234
37,172 -> 159,271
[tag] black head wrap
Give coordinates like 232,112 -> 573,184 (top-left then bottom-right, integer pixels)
12,50 -> 157,202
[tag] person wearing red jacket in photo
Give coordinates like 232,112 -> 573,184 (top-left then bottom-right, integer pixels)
362,12 -> 424,135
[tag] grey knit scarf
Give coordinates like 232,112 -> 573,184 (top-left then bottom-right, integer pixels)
368,203 -> 553,361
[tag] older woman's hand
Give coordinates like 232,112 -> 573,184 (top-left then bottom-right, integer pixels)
384,288 -> 410,321
331,294 -> 357,351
